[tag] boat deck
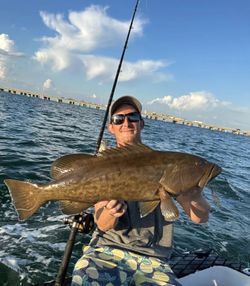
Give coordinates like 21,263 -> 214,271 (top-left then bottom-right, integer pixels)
169,249 -> 247,278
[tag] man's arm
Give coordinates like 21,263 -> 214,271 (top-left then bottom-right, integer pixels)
176,189 -> 211,223
94,200 -> 127,232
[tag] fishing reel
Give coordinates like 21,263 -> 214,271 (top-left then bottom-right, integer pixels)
63,212 -> 95,234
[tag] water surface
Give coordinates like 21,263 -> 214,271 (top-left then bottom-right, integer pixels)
0,92 -> 249,284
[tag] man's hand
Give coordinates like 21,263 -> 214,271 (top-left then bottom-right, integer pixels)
96,200 -> 127,218
94,200 -> 127,231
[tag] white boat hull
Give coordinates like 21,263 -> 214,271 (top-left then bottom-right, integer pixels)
177,266 -> 250,286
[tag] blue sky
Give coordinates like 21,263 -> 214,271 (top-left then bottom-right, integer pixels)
0,0 -> 249,131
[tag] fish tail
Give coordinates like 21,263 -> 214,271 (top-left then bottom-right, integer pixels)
4,179 -> 44,221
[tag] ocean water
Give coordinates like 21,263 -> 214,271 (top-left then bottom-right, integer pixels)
0,91 -> 249,285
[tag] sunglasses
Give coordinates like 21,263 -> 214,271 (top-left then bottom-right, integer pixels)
111,112 -> 141,125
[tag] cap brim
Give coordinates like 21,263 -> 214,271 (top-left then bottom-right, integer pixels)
110,96 -> 142,116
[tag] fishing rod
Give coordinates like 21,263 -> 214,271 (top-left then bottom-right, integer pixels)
54,213 -> 94,286
54,1 -> 140,285
95,0 -> 140,154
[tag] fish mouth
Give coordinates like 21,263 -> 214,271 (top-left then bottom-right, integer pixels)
199,163 -> 222,188
210,164 -> 222,180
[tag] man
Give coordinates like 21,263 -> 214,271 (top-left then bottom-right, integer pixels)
71,96 -> 210,286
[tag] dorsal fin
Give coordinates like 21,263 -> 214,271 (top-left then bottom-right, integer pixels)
51,144 -> 153,179
51,153 -> 93,180
98,143 -> 153,159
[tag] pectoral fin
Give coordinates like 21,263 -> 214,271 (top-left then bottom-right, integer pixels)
159,188 -> 179,221
139,201 -> 160,218
59,201 -> 93,215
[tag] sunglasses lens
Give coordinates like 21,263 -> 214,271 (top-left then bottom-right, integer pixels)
112,114 -> 124,125
111,112 -> 141,125
128,112 -> 141,122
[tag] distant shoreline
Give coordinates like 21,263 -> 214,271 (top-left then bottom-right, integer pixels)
1,86 -> 249,137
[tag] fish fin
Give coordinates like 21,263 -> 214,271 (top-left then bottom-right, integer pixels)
51,153 -> 93,180
4,179 -> 44,221
159,188 -> 179,221
59,201 -> 92,215
139,201 -> 160,218
98,143 -> 153,159
98,140 -> 109,153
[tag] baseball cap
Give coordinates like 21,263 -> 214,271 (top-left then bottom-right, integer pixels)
110,96 -> 142,117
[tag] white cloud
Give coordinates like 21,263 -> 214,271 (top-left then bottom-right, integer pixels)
0,34 -> 15,52
33,6 -> 170,83
38,6 -> 144,52
81,55 -> 112,80
148,95 -> 172,105
43,79 -> 53,89
0,64 -> 6,79
0,34 -> 12,79
79,55 -> 170,83
0,34 -> 24,79
0,34 -> 24,57
120,60 -> 171,82
146,91 -> 250,131
0,49 -> 24,57
147,91 -> 226,111
34,48 -> 72,71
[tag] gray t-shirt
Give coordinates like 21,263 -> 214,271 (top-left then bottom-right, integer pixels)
89,201 -> 173,258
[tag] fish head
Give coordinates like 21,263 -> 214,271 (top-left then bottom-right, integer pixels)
198,162 -> 222,189
159,152 -> 222,196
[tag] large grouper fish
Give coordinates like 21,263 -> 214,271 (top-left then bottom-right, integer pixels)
4,144 -> 221,221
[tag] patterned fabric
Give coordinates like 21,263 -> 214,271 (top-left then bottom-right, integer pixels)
71,246 -> 181,286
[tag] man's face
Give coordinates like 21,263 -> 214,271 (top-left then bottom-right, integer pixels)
108,104 -> 144,146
